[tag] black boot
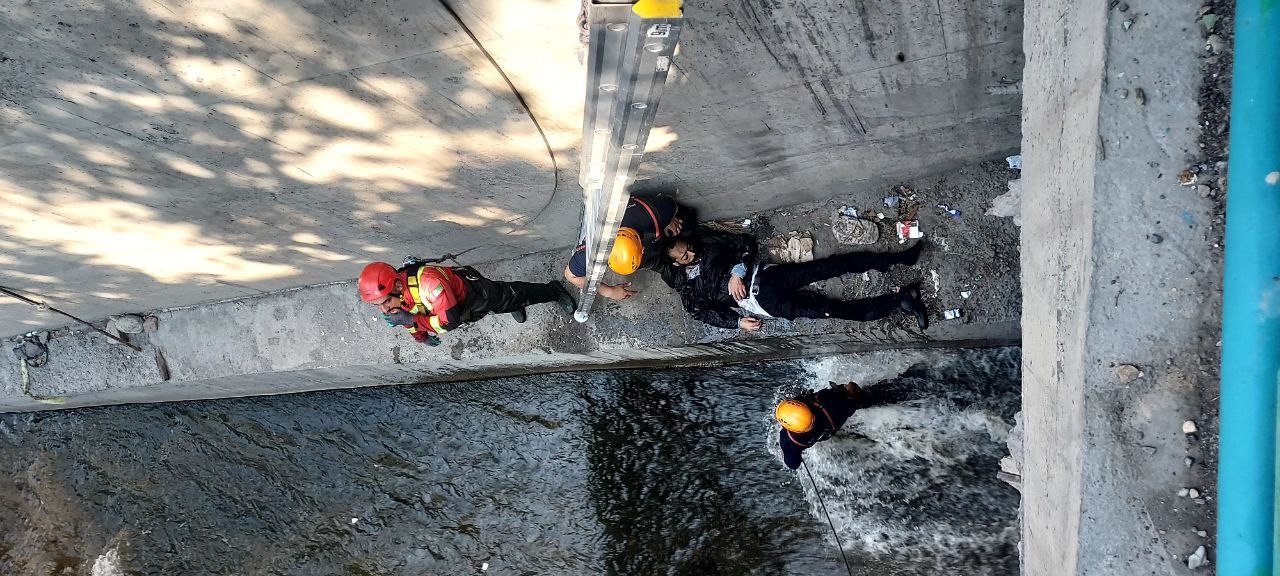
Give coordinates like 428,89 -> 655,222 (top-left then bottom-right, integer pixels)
899,241 -> 926,266
898,282 -> 929,330
511,308 -> 527,323
553,282 -> 577,315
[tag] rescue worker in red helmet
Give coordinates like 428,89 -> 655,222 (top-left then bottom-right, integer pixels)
359,260 -> 575,346
563,193 -> 693,301
776,382 -> 866,469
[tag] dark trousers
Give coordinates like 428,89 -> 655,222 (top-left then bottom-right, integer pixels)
754,250 -> 914,321
461,273 -> 561,322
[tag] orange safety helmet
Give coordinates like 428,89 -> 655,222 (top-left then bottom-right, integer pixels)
775,399 -> 815,433
608,227 -> 644,275
358,262 -> 400,303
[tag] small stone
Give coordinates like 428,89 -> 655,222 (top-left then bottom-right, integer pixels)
1114,364 -> 1143,383
1149,233 -> 1164,244
111,314 -> 145,334
1185,457 -> 1194,467
1197,530 -> 1207,538
1183,420 -> 1198,434
1187,545 -> 1207,569
143,315 -> 160,333
1178,488 -> 1190,497
1141,445 -> 1157,455
1189,488 -> 1200,498
1135,87 -> 1146,105
1123,18 -> 1134,30
1195,184 -> 1212,197
1206,34 -> 1226,54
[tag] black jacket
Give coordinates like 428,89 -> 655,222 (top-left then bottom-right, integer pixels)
778,385 -> 860,469
659,229 -> 758,329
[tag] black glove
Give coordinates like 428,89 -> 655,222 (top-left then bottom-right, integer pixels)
383,309 -> 416,327
425,334 -> 441,347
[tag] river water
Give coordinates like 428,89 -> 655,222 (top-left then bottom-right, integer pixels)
0,347 -> 1021,576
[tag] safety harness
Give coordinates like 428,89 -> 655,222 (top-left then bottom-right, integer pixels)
404,265 -> 454,334
630,196 -> 665,238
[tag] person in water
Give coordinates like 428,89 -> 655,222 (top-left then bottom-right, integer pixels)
775,382 -> 867,469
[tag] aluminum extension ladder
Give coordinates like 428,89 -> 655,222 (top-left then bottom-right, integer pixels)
572,0 -> 684,321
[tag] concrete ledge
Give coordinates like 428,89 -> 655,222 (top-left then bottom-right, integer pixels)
1,246 -> 1018,413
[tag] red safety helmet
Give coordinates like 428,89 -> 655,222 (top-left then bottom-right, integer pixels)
358,262 -> 400,303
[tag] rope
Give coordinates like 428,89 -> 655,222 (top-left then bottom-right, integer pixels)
436,0 -> 560,225
0,285 -> 142,352
802,461 -> 856,576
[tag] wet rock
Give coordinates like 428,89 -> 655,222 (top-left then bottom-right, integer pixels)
1183,420 -> 1198,434
1187,545 -> 1207,569
1114,364 -> 1143,383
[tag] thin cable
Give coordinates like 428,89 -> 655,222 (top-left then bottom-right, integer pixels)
0,285 -> 142,352
437,0 -> 560,225
802,461 -> 856,576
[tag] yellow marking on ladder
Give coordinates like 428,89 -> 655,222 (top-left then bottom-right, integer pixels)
632,0 -> 682,18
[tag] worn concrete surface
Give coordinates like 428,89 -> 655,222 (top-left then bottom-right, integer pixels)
0,0 -> 1023,335
0,165 -> 1021,412
1021,0 -> 1222,573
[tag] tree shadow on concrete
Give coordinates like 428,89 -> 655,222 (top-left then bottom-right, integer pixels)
0,0 -> 584,333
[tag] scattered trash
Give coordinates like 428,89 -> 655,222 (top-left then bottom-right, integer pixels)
943,308 -> 963,320
1181,210 -> 1195,226
1182,420 -> 1198,434
831,214 -> 880,245
770,232 -> 815,263
936,203 -> 962,218
961,291 -> 971,299
839,206 -> 859,218
1122,18 -> 1134,30
1134,87 -> 1146,106
350,517 -> 359,525
1006,154 -> 1022,170
895,220 -> 923,243
742,218 -> 752,227
882,195 -> 901,207
875,212 -> 885,221
1186,545 -> 1207,570
986,180 -> 1022,225
482,562 -> 489,571
11,333 -> 48,368
143,315 -> 160,333
1149,233 -> 1164,244
1200,13 -> 1218,32
1178,169 -> 1198,186
1113,364 -> 1143,383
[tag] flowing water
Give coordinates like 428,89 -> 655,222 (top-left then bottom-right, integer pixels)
0,347 -> 1021,576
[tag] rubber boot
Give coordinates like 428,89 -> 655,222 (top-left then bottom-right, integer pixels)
511,308 -> 527,323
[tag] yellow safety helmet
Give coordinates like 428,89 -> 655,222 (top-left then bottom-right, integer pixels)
775,399 -> 815,433
609,227 -> 644,275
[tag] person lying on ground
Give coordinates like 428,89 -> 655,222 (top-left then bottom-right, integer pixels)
564,193 -> 694,301
658,227 -> 929,332
358,260 -> 575,346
